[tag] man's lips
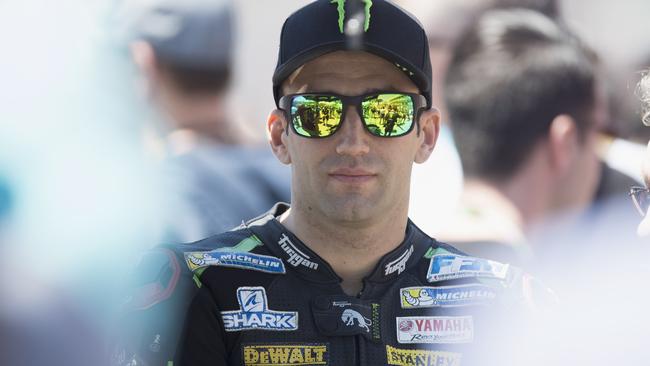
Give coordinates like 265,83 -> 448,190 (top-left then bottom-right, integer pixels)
328,168 -> 377,183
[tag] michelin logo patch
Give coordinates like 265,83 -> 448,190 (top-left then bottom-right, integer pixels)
427,254 -> 509,282
243,343 -> 328,365
400,284 -> 497,308
184,251 -> 285,274
386,345 -> 462,366
221,287 -> 298,332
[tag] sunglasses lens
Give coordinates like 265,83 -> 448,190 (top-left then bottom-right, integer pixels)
291,95 -> 343,137
361,94 -> 415,137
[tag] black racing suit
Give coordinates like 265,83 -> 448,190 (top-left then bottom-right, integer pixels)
112,203 -> 539,366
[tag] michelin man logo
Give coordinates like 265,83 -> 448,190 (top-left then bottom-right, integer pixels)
402,288 -> 435,307
341,309 -> 372,333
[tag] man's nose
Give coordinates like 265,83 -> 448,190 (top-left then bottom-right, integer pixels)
335,106 -> 370,156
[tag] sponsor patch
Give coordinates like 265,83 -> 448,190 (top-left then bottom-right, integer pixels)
385,245 -> 414,276
278,233 -> 319,270
243,344 -> 329,365
184,251 -> 285,274
396,316 -> 473,344
400,284 -> 497,308
221,287 -> 298,332
427,254 -> 509,282
385,345 -> 462,366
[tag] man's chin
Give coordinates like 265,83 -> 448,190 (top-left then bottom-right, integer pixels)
323,196 -> 378,222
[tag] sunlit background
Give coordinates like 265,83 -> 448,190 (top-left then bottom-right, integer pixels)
0,0 -> 649,364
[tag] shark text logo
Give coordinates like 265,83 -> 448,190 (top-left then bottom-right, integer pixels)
221,287 -> 298,332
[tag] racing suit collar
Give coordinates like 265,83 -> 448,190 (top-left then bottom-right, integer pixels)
365,220 -> 432,283
246,203 -> 341,284
245,203 -> 433,284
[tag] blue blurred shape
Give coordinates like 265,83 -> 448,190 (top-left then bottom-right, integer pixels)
0,175 -> 12,219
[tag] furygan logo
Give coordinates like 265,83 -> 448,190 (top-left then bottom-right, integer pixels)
396,316 -> 473,344
384,245 -> 414,276
278,234 -> 319,270
243,344 -> 329,365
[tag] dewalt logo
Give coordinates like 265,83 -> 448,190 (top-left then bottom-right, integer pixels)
243,344 -> 329,365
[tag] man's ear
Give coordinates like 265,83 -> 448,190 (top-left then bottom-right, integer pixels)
414,108 -> 441,164
268,109 -> 291,164
547,114 -> 579,174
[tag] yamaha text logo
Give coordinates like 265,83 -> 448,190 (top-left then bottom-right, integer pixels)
221,287 -> 298,332
396,316 -> 473,344
278,234 -> 319,270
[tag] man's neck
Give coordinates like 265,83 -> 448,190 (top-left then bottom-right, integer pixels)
279,203 -> 409,296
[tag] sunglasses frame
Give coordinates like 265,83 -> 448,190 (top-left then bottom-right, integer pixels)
278,91 -> 427,138
629,186 -> 650,217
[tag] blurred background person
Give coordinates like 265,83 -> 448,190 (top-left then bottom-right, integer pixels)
397,0 -> 644,240
0,0 -> 168,364
119,0 -> 290,243
396,0 -> 562,236
431,8 -> 603,266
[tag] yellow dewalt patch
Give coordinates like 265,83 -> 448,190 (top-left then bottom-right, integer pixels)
243,344 -> 328,365
386,345 -> 462,366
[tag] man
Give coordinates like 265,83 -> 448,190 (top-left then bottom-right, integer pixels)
124,0 -> 290,242
112,1 -> 542,365
173,1 -> 544,365
437,9 -> 606,266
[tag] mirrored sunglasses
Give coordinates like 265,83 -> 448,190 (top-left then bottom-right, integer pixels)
279,92 -> 426,138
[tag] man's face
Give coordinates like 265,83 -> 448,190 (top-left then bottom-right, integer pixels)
273,51 -> 439,224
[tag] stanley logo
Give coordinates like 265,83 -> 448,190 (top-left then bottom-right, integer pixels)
243,344 -> 329,365
386,345 -> 462,366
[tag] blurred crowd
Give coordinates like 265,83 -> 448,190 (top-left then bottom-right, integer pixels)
0,0 -> 649,365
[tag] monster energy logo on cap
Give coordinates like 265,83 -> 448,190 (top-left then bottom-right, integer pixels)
331,0 -> 373,33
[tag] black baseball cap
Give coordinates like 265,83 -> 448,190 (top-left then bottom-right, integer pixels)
272,0 -> 433,108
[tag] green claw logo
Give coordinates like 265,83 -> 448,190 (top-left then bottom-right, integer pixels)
331,0 -> 373,33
